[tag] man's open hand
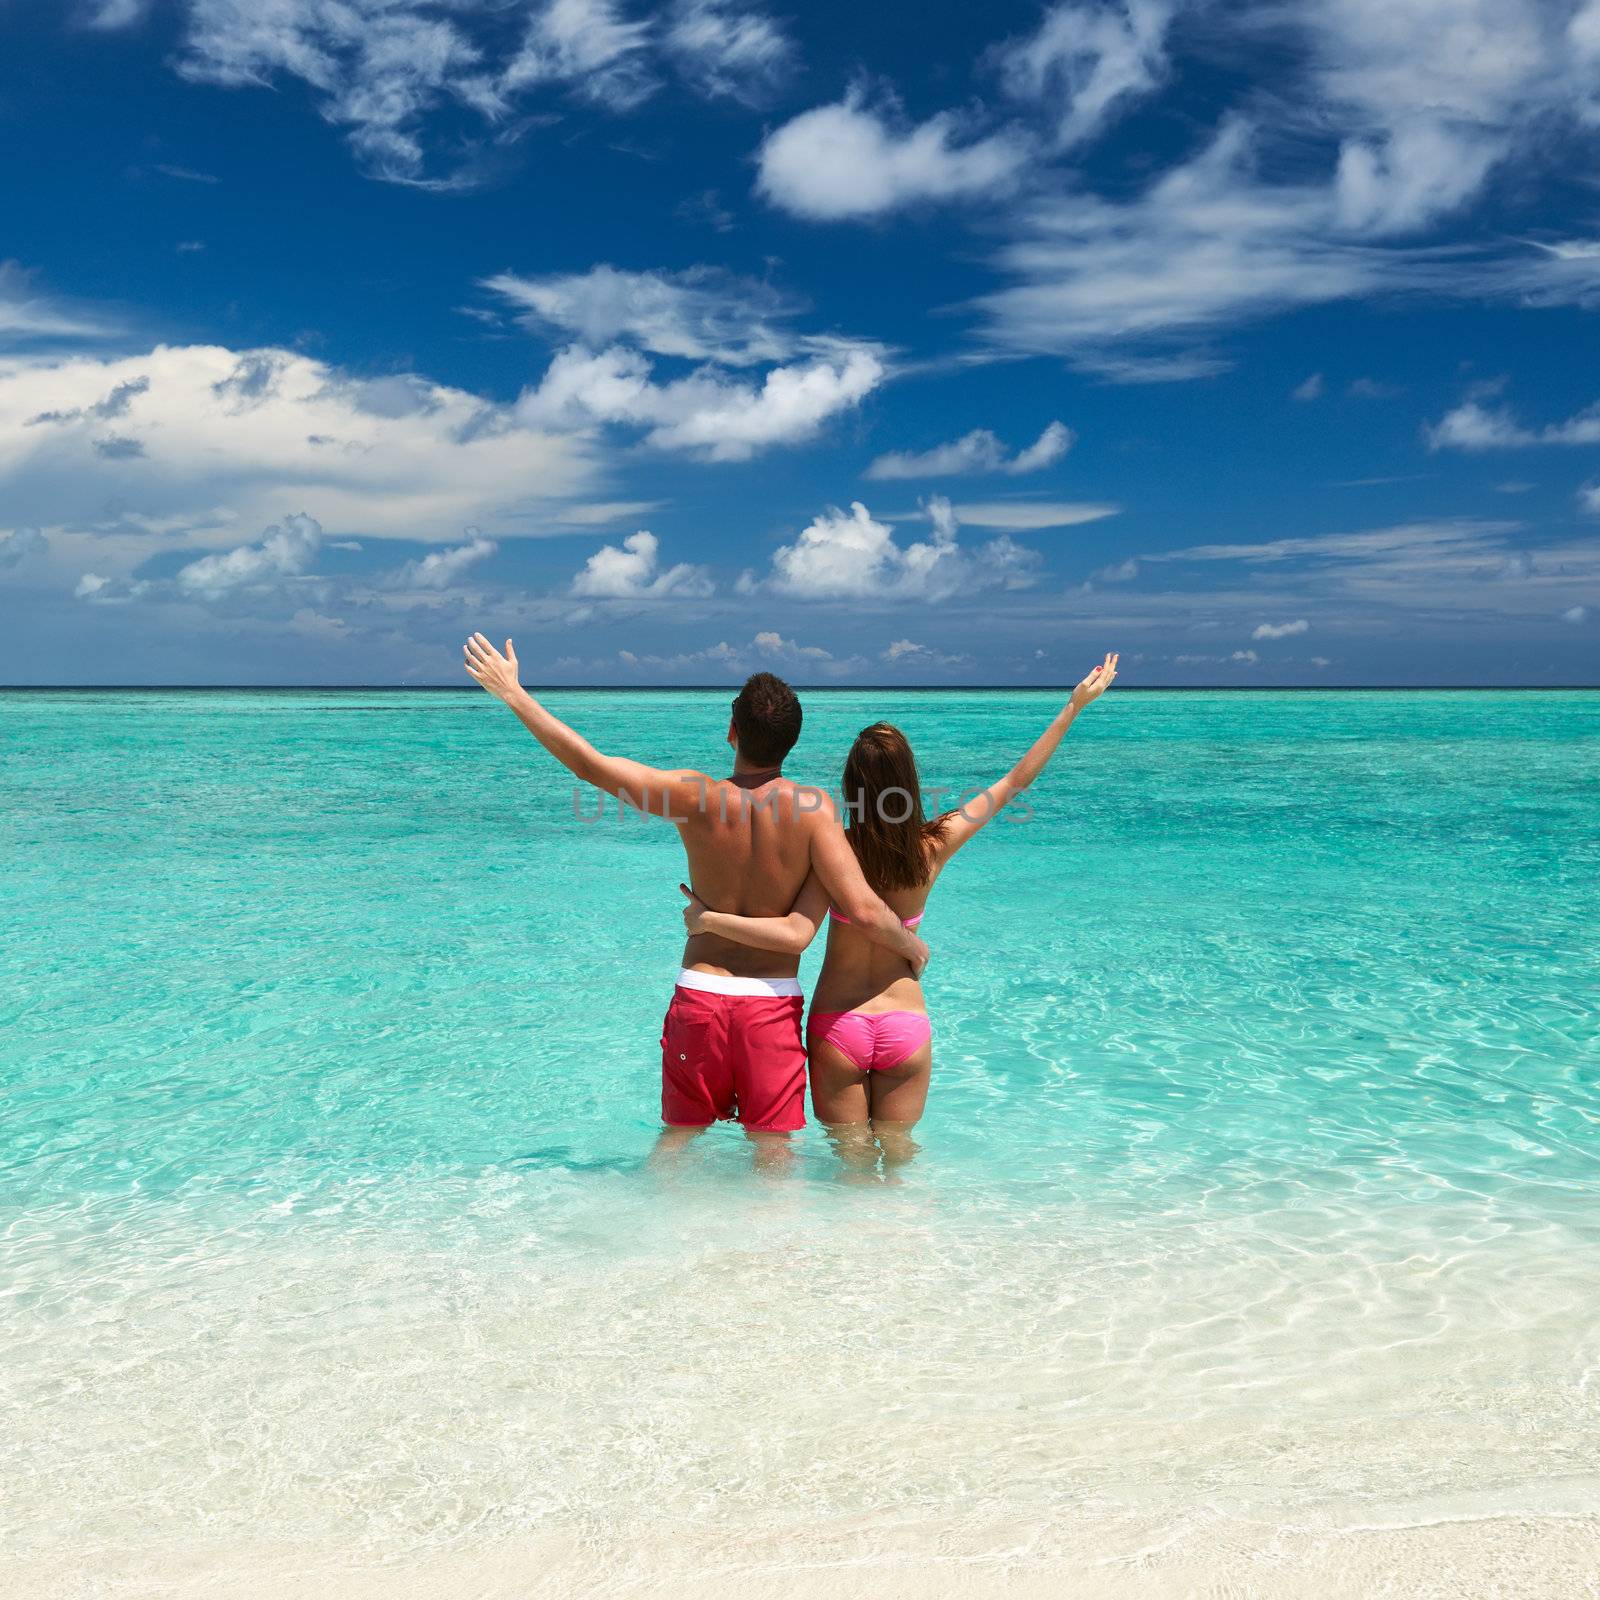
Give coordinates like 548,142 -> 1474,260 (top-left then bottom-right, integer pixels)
463,634 -> 521,702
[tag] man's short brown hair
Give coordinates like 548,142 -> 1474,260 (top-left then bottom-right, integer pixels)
731,672 -> 802,766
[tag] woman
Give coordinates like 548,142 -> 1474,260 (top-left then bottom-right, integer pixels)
681,654 -> 1118,1147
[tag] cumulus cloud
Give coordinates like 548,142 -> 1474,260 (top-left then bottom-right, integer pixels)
619,629 -> 845,676
75,571 -> 150,604
994,0 -> 1176,149
1093,556 -> 1139,581
756,92 -> 1029,220
393,531 -> 498,590
1579,483 -> 1600,515
483,264 -> 801,366
880,637 -> 972,668
1426,396 -> 1600,450
1562,604 -> 1589,623
763,496 -> 1040,602
1252,618 -> 1310,639
572,529 -> 714,599
0,343 -> 596,545
517,341 -> 884,461
0,526 -> 47,569
176,511 -> 323,596
865,420 -> 1073,480
1293,372 -> 1326,401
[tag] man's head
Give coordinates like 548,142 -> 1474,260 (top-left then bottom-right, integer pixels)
728,671 -> 802,768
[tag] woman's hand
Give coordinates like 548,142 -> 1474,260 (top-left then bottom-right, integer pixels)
463,634 -> 522,703
1070,651 -> 1119,711
679,883 -> 709,936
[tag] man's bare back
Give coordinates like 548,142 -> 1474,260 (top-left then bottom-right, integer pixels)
675,775 -> 828,979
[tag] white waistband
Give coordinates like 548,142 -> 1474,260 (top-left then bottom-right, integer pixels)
676,967 -> 803,999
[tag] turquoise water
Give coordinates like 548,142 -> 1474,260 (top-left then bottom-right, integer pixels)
4,689 -> 1599,1586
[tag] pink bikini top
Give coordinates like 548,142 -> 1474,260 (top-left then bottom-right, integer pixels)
829,907 -> 924,929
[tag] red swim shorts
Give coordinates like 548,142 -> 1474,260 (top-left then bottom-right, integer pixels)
660,971 -> 806,1133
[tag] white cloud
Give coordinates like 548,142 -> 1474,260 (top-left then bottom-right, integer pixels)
74,571 -> 150,604
618,630 -> 849,676
878,636 -> 974,669
977,120 -> 1383,363
1231,649 -> 1259,663
502,0 -> 656,112
1580,483 -> 1600,515
969,0 -> 1600,372
572,529 -> 714,599
944,500 -> 1118,530
1093,556 -> 1139,581
764,496 -> 1040,602
865,420 -> 1073,480
663,1 -> 792,103
80,0 -> 152,28
0,343 -> 597,548
287,607 -> 349,640
393,532 -> 498,590
751,629 -> 832,662
0,526 -> 47,569
1562,604 -> 1589,623
995,0 -> 1176,149
517,341 -> 884,461
1427,397 -> 1600,450
756,92 -> 1029,221
169,0 -> 787,186
483,264 -> 800,366
176,511 -> 323,595
1333,117 -> 1503,237
1252,618 -> 1310,639
1293,372 -> 1325,401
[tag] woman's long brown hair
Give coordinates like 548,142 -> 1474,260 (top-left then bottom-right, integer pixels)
842,722 -> 950,893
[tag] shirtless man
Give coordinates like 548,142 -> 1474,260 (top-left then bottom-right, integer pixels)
462,635 -> 929,1143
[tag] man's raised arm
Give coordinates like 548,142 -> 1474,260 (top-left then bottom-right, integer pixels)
806,799 -> 930,976
464,634 -> 703,816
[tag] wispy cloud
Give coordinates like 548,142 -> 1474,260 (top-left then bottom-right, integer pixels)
865,421 -> 1072,480
483,264 -> 803,367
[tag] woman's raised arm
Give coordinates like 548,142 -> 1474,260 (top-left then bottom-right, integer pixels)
932,652 -> 1118,868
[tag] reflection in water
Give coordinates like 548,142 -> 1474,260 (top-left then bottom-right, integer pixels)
823,1120 -> 923,1182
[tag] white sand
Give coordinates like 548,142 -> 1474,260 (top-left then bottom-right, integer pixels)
11,1508 -> 1600,1600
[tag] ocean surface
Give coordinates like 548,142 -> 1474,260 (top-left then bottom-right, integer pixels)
4,688 -> 1599,1595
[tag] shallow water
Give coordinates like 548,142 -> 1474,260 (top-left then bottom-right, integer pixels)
3,689 -> 1599,1588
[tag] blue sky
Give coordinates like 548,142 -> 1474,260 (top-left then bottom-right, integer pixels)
3,0 -> 1599,685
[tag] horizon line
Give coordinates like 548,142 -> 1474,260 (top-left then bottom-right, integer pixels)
3,684 -> 1598,694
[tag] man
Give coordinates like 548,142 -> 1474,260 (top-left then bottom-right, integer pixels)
462,634 -> 929,1144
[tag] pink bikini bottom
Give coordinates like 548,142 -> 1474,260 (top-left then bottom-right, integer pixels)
808,1010 -> 932,1073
